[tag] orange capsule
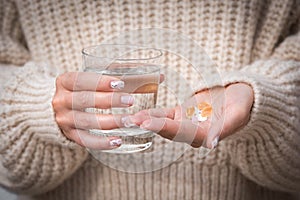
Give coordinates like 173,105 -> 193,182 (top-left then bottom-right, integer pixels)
201,106 -> 213,117
197,102 -> 210,110
186,107 -> 195,119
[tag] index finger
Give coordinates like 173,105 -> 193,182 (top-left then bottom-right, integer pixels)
127,108 -> 175,125
140,117 -> 207,147
60,72 -> 122,91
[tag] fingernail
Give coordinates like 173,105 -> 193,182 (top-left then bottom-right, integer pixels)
121,116 -> 129,124
121,116 -> 137,128
110,138 -> 122,147
110,80 -> 124,89
124,121 -> 137,128
121,95 -> 134,105
140,120 -> 151,129
211,137 -> 219,149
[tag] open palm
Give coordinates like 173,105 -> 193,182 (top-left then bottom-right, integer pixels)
127,83 -> 254,148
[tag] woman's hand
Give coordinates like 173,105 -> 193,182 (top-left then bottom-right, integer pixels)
52,72 -> 134,150
127,83 -> 254,148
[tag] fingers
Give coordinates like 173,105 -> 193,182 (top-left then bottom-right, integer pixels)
57,110 -> 124,130
126,84 -> 253,150
54,71 -> 166,150
65,129 -> 122,150
140,117 -> 207,147
128,107 -> 207,147
128,108 -> 175,125
59,72 -> 122,91
59,72 -> 165,92
69,91 -> 134,110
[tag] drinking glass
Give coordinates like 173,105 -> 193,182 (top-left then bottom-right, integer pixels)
82,44 -> 162,153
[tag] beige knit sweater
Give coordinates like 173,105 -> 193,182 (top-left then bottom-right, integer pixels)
0,0 -> 300,199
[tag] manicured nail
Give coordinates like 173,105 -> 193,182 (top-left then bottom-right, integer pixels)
121,116 -> 129,124
110,80 -> 124,89
110,138 -> 122,147
121,116 -> 137,128
211,137 -> 219,149
121,95 -> 134,105
140,120 -> 151,129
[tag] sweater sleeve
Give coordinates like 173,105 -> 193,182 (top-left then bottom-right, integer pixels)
0,0 -> 88,194
198,32 -> 300,191
0,62 -> 88,195
0,0 -> 30,65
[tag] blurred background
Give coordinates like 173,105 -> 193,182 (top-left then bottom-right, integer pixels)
0,187 -> 33,200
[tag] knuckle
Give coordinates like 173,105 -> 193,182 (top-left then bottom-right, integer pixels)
60,72 -> 77,90
52,97 -> 63,112
52,91 -> 70,110
55,113 -> 69,126
51,95 -> 60,110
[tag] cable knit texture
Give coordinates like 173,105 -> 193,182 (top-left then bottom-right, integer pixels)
0,0 -> 299,199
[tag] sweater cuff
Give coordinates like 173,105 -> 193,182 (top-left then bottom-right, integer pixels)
192,59 -> 300,192
192,60 -> 290,130
0,62 -> 77,148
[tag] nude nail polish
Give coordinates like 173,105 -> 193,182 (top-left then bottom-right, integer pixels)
121,116 -> 137,128
121,95 -> 134,105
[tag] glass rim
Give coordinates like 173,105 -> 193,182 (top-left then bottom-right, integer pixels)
84,64 -> 160,75
82,44 -> 163,61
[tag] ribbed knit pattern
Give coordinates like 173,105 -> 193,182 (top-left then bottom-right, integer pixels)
0,0 -> 299,200
0,0 -> 30,65
0,62 -> 88,194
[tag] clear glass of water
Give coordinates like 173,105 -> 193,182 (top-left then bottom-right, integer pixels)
82,44 -> 162,153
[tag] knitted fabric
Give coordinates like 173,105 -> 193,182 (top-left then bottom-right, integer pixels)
0,0 -> 300,199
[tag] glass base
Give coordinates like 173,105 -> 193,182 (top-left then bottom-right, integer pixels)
101,141 -> 153,153
89,128 -> 154,154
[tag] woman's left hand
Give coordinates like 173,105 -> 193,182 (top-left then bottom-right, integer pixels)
126,83 -> 254,148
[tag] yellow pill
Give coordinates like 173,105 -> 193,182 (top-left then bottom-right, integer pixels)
201,107 -> 212,117
186,107 -> 195,118
197,102 -> 210,110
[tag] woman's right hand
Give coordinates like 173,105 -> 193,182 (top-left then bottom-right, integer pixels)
52,72 -> 134,150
